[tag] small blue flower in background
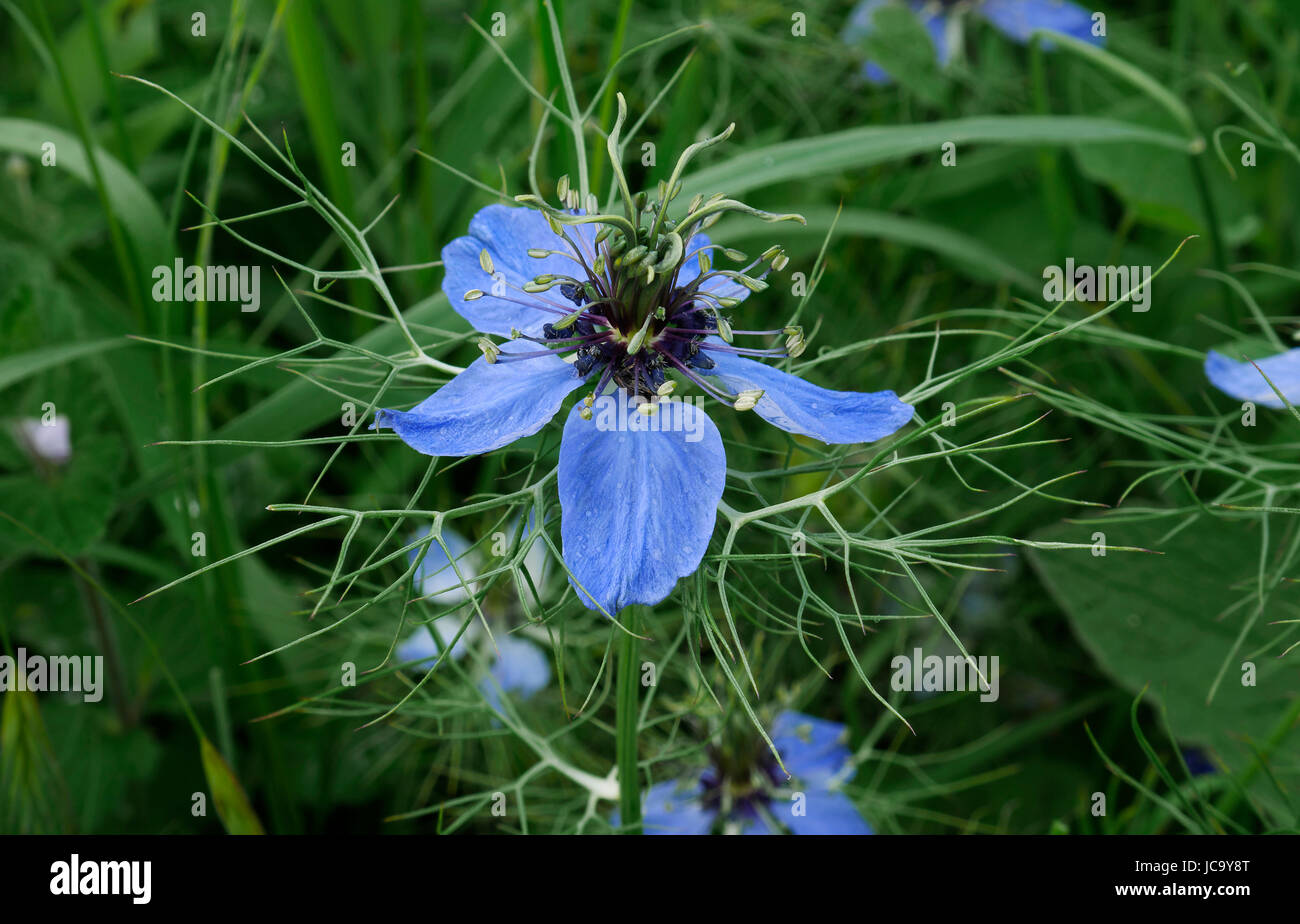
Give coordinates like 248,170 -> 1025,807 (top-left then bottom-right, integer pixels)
374,200 -> 912,617
398,523 -> 551,709
1181,746 -> 1216,778
1204,347 -> 1300,409
612,711 -> 873,835
843,0 -> 1103,84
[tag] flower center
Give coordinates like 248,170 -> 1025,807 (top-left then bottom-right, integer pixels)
469,93 -> 811,414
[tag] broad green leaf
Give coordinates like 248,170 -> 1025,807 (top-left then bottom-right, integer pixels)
1028,514 -> 1300,822
714,206 -> 1039,292
680,116 -> 1199,200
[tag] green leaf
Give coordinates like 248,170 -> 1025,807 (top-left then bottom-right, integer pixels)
859,3 -> 947,105
200,737 -> 265,835
680,116 -> 1199,200
1028,514 -> 1300,822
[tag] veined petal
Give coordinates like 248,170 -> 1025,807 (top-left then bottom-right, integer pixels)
615,779 -> 716,835
785,786 -> 874,835
704,349 -> 913,444
373,347 -> 584,456
442,204 -> 598,338
979,0 -> 1102,47
1205,348 -> 1300,409
772,711 -> 854,787
558,392 -> 726,615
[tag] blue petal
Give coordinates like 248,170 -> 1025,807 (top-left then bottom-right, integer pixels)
397,618 -> 478,665
408,526 -> 477,602
979,0 -> 1103,47
442,204 -> 598,338
841,0 -> 950,83
614,779 -> 716,835
772,711 -> 854,787
1205,348 -> 1300,409
374,347 -> 584,456
557,392 -> 726,615
785,786 -> 874,835
483,634 -> 550,700
703,349 -> 913,444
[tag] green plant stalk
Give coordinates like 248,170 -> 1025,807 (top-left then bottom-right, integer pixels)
616,607 -> 642,833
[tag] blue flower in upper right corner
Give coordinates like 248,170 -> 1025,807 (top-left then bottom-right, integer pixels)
843,0 -> 1104,84
1205,347 -> 1300,409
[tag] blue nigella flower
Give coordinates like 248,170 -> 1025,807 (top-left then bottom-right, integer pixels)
843,0 -> 1103,84
1205,347 -> 1300,409
374,183 -> 912,616
612,711 -> 874,835
398,524 -> 550,709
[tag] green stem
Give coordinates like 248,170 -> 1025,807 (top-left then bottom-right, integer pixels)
616,607 -> 642,833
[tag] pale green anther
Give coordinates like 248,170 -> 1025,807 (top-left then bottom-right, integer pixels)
671,180 -> 683,200
566,190 -> 580,210
657,380 -> 677,397
595,226 -> 613,245
620,244 -> 648,266
651,231 -> 684,273
733,388 -> 764,411
479,249 -> 495,275
708,192 -> 726,205
586,194 -> 599,215
636,401 -> 658,417
527,248 -> 551,259
579,405 -> 593,421
522,281 -> 553,293
654,306 -> 667,320
583,394 -> 595,407
786,335 -> 806,358
557,174 -> 570,200
688,193 -> 703,214
535,274 -> 556,284
716,316 -> 734,343
584,283 -> 600,302
593,254 -> 605,275
783,326 -> 803,337
464,289 -> 485,301
627,324 -> 649,355
698,251 -> 711,274
657,180 -> 668,202
477,337 -> 500,363
545,212 -> 563,235
644,264 -> 655,285
717,297 -> 741,309
553,308 -> 585,330
771,252 -> 790,271
735,275 -> 768,293
723,248 -> 746,262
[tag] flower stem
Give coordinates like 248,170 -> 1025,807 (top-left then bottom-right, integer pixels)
616,606 -> 642,833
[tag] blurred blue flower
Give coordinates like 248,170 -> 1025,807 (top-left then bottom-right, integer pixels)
1181,747 -> 1216,778
374,204 -> 912,616
398,524 -> 550,709
843,0 -> 1103,84
1205,347 -> 1300,409
613,711 -> 874,835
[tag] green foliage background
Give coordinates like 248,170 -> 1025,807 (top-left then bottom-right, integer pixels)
0,0 -> 1297,834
